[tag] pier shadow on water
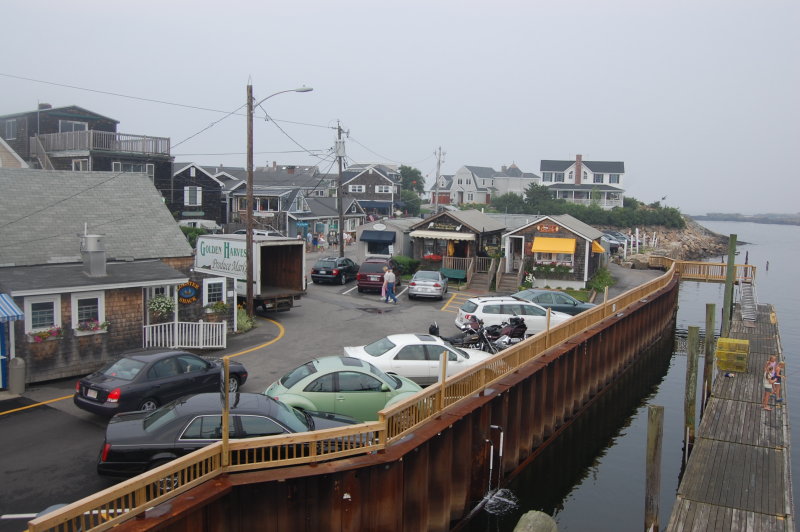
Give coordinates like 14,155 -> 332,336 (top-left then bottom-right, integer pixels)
457,324 -> 677,532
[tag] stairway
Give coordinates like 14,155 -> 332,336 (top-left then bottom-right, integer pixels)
467,271 -> 491,292
495,274 -> 520,294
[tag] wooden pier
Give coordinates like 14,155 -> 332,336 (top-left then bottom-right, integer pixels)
666,302 -> 793,531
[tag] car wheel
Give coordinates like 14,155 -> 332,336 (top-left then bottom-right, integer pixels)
228,376 -> 240,393
340,274 -> 347,285
139,398 -> 159,412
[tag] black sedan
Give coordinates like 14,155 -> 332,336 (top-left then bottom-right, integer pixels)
512,289 -> 596,316
310,256 -> 359,285
74,348 -> 248,417
97,393 -> 358,476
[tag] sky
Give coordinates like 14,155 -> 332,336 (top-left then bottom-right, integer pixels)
2,1 -> 798,216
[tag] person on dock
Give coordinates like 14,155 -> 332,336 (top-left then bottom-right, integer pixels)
762,360 -> 777,411
773,361 -> 785,406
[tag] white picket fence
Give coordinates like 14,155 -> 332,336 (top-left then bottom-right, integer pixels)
143,321 -> 227,349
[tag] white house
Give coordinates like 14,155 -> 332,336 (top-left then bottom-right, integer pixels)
539,154 -> 625,209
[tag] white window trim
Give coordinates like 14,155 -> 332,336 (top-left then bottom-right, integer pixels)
5,120 -> 17,140
59,120 -> 88,133
184,186 -> 203,206
146,163 -> 154,178
375,185 -> 392,194
70,291 -> 106,329
72,159 -> 89,171
348,185 -> 365,193
24,295 -> 62,333
202,278 -> 226,306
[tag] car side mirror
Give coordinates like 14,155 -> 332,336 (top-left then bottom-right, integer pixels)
381,383 -> 390,392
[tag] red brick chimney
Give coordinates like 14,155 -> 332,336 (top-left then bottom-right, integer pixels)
575,154 -> 582,185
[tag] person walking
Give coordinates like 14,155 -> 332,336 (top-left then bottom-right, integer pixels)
773,361 -> 785,406
306,231 -> 312,252
380,266 -> 388,301
383,267 -> 398,304
312,233 -> 319,252
318,234 -> 327,253
762,360 -> 777,411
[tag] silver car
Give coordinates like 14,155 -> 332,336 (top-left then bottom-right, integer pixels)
408,270 -> 448,300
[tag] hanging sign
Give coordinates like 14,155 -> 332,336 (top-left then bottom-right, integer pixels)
536,224 -> 560,233
178,281 -> 200,304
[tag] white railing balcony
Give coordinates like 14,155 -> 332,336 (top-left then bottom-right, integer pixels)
32,130 -> 171,156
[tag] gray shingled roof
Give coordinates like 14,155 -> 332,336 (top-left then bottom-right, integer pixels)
540,160 -> 624,173
0,168 -> 193,267
500,213 -> 604,241
547,183 -> 624,192
464,166 -> 497,179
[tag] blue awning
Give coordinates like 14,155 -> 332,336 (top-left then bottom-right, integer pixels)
0,294 -> 23,323
360,230 -> 396,243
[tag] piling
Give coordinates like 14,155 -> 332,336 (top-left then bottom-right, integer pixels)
684,326 -> 699,457
721,234 -> 737,336
701,304 -> 716,412
645,405 -> 664,532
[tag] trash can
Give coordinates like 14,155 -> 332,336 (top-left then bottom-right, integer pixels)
8,356 -> 25,394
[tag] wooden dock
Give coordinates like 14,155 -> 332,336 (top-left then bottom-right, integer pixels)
667,303 -> 794,531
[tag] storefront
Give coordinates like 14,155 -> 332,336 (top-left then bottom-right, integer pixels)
408,209 -> 505,260
502,214 -> 606,289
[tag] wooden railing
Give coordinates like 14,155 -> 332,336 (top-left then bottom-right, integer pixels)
442,256 -> 472,272
474,256 -> 493,273
33,130 -> 170,156
27,264 -> 680,532
143,321 -> 227,349
495,257 -> 506,290
648,256 -> 756,284
30,136 -> 54,170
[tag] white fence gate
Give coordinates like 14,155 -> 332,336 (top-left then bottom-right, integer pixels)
143,321 -> 227,349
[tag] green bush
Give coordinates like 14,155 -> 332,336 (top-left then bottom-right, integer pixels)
392,255 -> 420,275
587,267 -> 615,292
236,306 -> 255,332
181,226 -> 209,248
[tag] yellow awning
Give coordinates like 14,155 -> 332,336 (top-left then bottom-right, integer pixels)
592,240 -> 606,253
531,237 -> 576,254
409,230 -> 475,241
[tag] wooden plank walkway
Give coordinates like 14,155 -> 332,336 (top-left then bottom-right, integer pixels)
666,303 -> 794,531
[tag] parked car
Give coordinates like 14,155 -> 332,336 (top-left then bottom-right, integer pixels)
74,349 -> 248,417
344,333 -> 492,386
512,289 -> 596,316
233,229 -> 284,237
407,270 -> 448,300
97,392 -> 357,477
356,257 -> 401,293
264,356 -> 421,421
455,296 -> 572,333
310,256 -> 359,285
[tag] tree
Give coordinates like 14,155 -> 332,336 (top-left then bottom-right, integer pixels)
524,183 -> 555,208
400,165 -> 425,195
491,193 -> 529,214
400,189 -> 421,216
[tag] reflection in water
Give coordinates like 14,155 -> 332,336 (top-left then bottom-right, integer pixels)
458,324 -> 676,531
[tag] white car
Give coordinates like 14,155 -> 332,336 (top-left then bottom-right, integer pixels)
455,296 -> 572,333
344,334 -> 493,386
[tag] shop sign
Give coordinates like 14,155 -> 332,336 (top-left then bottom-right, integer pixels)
178,281 -> 200,304
431,222 -> 459,231
536,224 -> 560,233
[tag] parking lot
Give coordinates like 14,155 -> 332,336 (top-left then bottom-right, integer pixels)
0,251 -> 487,528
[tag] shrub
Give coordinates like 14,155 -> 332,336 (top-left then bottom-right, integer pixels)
392,255 -> 420,275
587,267 -> 615,292
236,306 -> 255,332
148,295 -> 175,318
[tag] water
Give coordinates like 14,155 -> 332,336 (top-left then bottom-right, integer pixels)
466,220 -> 800,531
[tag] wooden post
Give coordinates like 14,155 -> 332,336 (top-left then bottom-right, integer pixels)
684,326 -> 699,460
438,350 -> 448,411
645,405 -> 664,532
721,234 -> 737,337
702,304 -> 716,413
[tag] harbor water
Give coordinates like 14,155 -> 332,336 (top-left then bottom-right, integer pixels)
465,220 -> 799,531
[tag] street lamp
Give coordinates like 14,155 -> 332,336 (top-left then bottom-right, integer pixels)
246,84 -> 313,317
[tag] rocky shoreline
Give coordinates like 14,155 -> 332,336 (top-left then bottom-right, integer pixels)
602,216 -> 731,268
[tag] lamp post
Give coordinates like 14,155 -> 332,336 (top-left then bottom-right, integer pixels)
246,84 -> 313,317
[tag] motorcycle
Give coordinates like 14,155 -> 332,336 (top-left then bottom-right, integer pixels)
429,316 -> 498,353
483,315 -> 527,351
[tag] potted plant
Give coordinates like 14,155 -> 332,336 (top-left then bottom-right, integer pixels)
75,319 -> 109,335
28,326 -> 63,343
148,295 -> 175,322
204,301 -> 230,315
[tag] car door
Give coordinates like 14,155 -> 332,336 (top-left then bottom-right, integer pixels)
424,344 -> 462,382
333,371 -> 388,421
390,344 -> 429,384
176,354 -> 218,394
301,373 -> 338,414
145,356 -> 193,404
512,303 -> 549,333
479,304 -> 505,327
532,292 -> 554,309
550,292 -> 577,314
176,415 -> 234,456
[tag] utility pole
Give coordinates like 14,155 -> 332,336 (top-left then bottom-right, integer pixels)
245,83 -> 255,317
433,146 -> 444,213
336,122 -> 345,258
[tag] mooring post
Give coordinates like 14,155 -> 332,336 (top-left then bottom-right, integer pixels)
645,405 -> 664,532
684,326 -> 699,461
702,304 -> 716,413
721,234 -> 737,337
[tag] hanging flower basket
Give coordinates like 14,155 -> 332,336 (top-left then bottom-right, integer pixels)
148,295 -> 176,323
74,320 -> 109,336
27,326 -> 63,343
423,254 -> 443,262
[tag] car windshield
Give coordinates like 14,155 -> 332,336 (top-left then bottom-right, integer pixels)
101,357 -> 146,381
143,401 -> 180,432
271,399 -> 311,432
314,260 -> 337,268
414,271 -> 439,281
363,337 -> 396,357
360,262 -> 387,274
280,362 -> 317,389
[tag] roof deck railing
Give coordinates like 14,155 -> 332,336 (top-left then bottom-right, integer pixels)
32,130 -> 170,157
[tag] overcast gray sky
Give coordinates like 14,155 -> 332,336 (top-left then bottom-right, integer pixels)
3,1 -> 797,215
